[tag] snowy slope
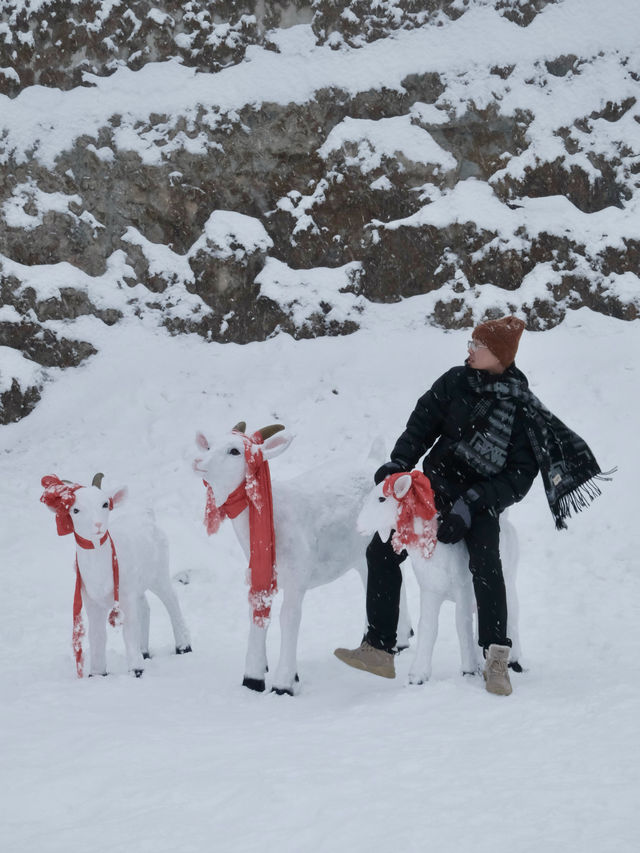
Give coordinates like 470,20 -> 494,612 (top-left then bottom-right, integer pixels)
2,0 -> 640,421
1,305 -> 638,853
3,0 -> 639,166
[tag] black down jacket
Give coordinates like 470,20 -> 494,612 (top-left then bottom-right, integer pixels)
390,363 -> 539,515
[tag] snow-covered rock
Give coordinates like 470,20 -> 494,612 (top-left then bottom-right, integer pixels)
1,0 -> 639,420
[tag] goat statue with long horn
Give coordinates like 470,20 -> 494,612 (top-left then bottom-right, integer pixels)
193,422 -> 413,696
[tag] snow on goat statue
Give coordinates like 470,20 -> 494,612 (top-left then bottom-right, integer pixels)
40,474 -> 192,678
358,470 -> 521,682
194,422 -> 413,696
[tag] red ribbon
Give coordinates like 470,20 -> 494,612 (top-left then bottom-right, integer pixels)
40,475 -> 82,536
203,431 -> 277,626
72,531 -> 120,678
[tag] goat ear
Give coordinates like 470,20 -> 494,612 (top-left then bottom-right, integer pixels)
196,432 -> 210,451
260,432 -> 293,461
393,474 -> 413,500
41,474 -> 63,489
110,486 -> 128,508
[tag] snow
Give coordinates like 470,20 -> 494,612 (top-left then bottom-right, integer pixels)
0,344 -> 42,392
2,0 -> 638,319
409,102 -> 450,126
188,210 -> 274,261
0,244 -> 212,326
318,115 -> 457,173
256,257 -> 364,329
0,250 -> 135,306
377,180 -> 640,309
147,8 -> 173,28
2,0 -> 640,848
122,226 -> 194,283
1,307 -> 639,852
2,0 -> 638,169
0,1 -> 638,325
0,66 -> 20,83
0,304 -> 23,323
2,181 -> 84,231
385,179 -> 640,248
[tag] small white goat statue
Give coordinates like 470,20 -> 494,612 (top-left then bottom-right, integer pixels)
40,473 -> 192,678
193,422 -> 413,696
357,470 -> 521,683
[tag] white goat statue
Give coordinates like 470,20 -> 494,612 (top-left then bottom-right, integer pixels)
193,422 -> 413,696
357,471 -> 521,683
40,473 -> 192,678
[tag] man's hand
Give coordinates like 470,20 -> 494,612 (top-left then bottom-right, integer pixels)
374,460 -> 407,485
437,496 -> 472,544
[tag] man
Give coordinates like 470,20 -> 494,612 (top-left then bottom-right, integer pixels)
335,315 -> 611,696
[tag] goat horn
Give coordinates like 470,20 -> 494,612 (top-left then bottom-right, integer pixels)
232,421 -> 246,433
92,472 -> 104,489
257,424 -> 285,441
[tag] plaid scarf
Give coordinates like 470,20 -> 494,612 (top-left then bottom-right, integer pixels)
455,370 -> 614,530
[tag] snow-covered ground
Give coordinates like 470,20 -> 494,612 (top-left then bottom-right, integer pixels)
1,304 -> 638,852
2,0 -> 640,363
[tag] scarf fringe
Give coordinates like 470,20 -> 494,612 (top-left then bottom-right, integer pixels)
596,467 -> 617,480
552,474 -> 610,530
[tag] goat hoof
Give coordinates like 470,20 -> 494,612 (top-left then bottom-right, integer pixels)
142,652 -> 151,660
271,686 -> 294,697
508,660 -> 523,673
462,670 -> 477,676
133,669 -> 143,678
176,645 -> 192,655
408,677 -> 426,685
88,672 -> 108,678
294,673 -> 300,683
242,676 -> 265,693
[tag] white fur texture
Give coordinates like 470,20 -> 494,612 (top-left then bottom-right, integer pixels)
358,477 -> 521,682
195,429 -> 412,694
52,485 -> 190,676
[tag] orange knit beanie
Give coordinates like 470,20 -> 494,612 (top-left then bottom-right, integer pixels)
472,316 -> 525,367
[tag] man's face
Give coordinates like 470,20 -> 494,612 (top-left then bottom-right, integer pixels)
467,339 -> 505,373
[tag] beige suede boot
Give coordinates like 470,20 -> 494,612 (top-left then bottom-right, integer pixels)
334,641 -> 395,679
483,644 -> 512,695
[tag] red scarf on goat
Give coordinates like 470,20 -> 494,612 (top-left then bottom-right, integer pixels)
203,432 -> 277,626
383,471 -> 438,559
72,531 -> 120,678
40,476 -> 120,677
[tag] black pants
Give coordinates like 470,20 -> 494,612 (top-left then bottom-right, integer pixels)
365,508 -> 511,653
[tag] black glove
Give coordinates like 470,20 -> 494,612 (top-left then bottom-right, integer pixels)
437,496 -> 472,544
374,460 -> 407,485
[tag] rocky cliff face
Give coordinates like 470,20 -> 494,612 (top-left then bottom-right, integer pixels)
1,0 -> 638,422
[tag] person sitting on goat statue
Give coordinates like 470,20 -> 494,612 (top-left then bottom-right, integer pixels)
335,315 -> 614,696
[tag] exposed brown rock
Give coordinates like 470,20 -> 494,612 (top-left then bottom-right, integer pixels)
0,0 -> 638,425
0,378 -> 42,425
0,322 -> 97,369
